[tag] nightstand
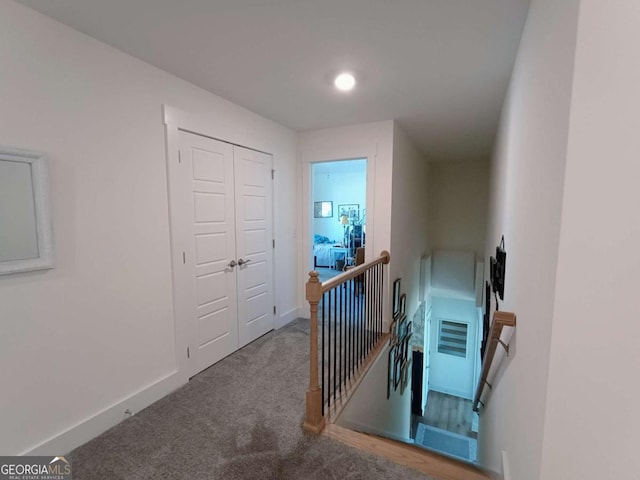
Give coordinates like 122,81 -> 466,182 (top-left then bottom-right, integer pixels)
330,246 -> 349,269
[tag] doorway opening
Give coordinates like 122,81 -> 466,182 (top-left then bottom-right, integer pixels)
410,251 -> 483,463
311,159 -> 366,282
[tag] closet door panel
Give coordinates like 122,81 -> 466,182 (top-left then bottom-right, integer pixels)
233,145 -> 274,347
179,131 -> 239,377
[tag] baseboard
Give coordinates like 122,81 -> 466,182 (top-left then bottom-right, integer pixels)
23,370 -> 185,456
275,307 -> 299,329
472,411 -> 479,433
297,306 -> 309,320
473,452 -> 506,480
484,467 -> 503,480
502,450 -> 511,480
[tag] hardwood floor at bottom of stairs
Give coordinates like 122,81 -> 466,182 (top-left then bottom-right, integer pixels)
323,424 -> 490,480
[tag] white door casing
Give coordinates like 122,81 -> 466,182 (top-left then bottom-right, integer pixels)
233,145 -> 274,347
422,303 -> 432,410
170,130 -> 275,378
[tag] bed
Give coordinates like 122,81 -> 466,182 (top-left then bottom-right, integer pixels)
313,235 -> 339,268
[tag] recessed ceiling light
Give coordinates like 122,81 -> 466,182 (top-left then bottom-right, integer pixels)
334,72 -> 356,92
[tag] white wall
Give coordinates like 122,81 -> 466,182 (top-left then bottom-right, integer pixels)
428,159 -> 490,258
540,1 -> 640,478
337,343 -> 412,442
385,124 -> 429,437
390,122 -> 430,328
0,0 -> 297,455
312,162 -> 366,242
477,0 -> 581,478
430,250 -> 476,299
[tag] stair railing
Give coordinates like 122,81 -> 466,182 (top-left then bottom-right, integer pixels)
473,311 -> 517,412
303,250 -> 391,433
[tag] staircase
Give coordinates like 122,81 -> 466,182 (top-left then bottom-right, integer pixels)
302,251 -> 493,480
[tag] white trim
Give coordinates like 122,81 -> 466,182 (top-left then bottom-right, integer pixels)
419,255 -> 431,303
163,104 -> 277,382
164,116 -> 191,384
22,371 -> 184,456
163,105 -> 272,155
502,450 -> 511,480
484,468 -> 504,480
0,146 -> 55,275
275,307 -> 299,329
475,258 -> 485,307
421,300 -> 432,414
472,411 -> 479,433
271,163 -> 278,333
473,306 -> 483,404
300,145 -> 377,307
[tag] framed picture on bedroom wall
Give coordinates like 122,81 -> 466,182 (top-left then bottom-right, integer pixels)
337,204 -> 359,221
314,201 -> 333,218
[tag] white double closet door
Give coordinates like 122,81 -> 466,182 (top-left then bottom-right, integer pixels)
174,130 -> 274,378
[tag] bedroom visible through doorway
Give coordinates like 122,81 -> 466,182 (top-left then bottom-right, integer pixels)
311,159 -> 366,282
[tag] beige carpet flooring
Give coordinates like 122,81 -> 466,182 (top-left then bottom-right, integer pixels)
69,318 -> 434,479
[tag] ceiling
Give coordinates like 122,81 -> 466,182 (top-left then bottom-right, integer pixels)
17,0 -> 530,162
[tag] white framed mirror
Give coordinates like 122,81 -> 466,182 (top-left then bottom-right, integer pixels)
0,146 -> 54,275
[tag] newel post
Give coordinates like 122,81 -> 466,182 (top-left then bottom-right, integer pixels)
303,271 -> 325,433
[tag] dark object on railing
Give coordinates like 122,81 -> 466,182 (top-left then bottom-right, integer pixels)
480,281 -> 491,360
411,350 -> 423,415
490,236 -> 507,301
473,311 -> 516,412
303,251 -> 391,434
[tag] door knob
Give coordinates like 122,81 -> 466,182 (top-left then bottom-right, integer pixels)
237,258 -> 252,266
228,260 -> 237,268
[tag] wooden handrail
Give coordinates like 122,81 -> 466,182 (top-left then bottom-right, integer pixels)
303,250 -> 391,434
473,311 -> 516,412
320,250 -> 390,293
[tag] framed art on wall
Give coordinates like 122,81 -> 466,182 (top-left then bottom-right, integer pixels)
387,346 -> 396,399
314,201 -> 333,218
394,354 -> 402,389
400,359 -> 410,394
0,146 -> 54,275
392,279 -> 401,318
337,203 -> 359,221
